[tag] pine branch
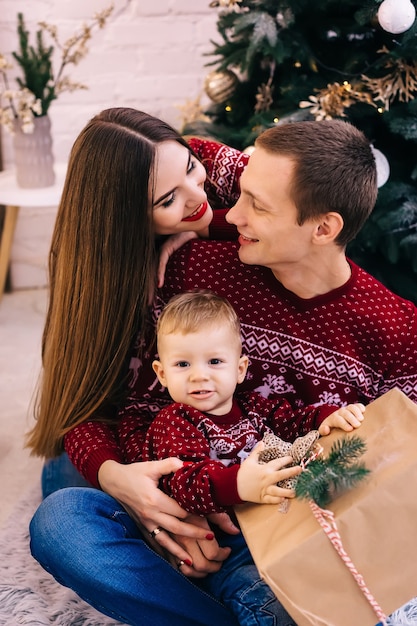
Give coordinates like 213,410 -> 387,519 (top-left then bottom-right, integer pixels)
5,6 -> 113,119
295,436 -> 370,508
326,434 -> 367,465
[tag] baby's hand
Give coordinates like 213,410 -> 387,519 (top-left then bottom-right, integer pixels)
318,403 -> 365,436
236,443 -> 301,505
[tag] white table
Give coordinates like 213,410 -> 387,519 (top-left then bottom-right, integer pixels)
0,163 -> 67,299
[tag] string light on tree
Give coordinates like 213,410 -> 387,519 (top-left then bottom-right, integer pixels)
209,0 -> 243,9
377,0 -> 416,34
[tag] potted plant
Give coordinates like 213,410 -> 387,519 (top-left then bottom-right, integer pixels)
0,5 -> 113,188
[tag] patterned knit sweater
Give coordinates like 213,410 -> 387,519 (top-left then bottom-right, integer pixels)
142,391 -> 337,516
64,140 -> 417,488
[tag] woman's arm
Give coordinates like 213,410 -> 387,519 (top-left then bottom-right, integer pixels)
64,419 -> 122,488
64,404 -> 238,577
98,457 -> 236,577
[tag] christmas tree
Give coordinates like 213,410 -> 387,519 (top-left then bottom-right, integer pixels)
184,0 -> 417,302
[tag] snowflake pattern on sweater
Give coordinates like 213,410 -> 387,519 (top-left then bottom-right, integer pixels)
142,391 -> 337,515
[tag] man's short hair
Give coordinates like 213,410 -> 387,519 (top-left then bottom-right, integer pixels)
256,120 -> 378,246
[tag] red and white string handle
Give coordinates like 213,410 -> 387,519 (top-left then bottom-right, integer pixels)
309,500 -> 387,625
297,445 -> 387,624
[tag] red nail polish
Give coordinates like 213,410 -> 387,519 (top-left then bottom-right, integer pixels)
205,532 -> 214,540
184,559 -> 192,566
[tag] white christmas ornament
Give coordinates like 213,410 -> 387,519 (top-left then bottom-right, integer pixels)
371,146 -> 390,187
377,0 -> 416,34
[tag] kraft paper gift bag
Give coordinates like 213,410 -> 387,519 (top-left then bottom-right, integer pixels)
235,388 -> 417,626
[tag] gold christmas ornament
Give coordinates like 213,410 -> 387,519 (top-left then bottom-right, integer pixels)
299,81 -> 375,120
204,69 -> 239,103
362,54 -> 417,110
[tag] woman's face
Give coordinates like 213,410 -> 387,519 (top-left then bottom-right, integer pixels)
152,140 -> 213,235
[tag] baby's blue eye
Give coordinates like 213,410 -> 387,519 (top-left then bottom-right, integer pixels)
176,361 -> 189,368
209,358 -> 222,365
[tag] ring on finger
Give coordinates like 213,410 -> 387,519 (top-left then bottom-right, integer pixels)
177,560 -> 185,569
149,527 -> 162,539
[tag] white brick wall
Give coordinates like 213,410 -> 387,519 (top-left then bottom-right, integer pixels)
0,0 -> 219,288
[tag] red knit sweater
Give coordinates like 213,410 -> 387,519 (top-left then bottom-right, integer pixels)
64,140 -> 417,488
142,391 -> 337,515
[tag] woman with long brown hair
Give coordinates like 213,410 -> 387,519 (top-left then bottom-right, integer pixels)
28,107 -> 249,626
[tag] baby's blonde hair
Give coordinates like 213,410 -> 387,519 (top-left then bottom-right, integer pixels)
157,290 -> 242,348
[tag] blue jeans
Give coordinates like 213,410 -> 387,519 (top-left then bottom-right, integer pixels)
204,533 -> 296,626
36,456 -> 395,625
30,487 -> 239,626
35,455 -> 295,625
41,452 -> 91,497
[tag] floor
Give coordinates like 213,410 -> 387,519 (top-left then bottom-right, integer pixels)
0,287 -> 46,528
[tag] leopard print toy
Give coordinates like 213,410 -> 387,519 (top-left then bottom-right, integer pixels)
258,430 -> 321,512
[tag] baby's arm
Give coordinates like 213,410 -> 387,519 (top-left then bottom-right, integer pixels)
318,403 -> 365,436
144,407 -> 244,515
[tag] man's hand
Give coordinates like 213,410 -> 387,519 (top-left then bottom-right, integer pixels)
318,403 -> 365,436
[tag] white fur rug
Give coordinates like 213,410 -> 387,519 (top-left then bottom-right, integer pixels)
0,485 -> 126,626
0,485 -> 416,626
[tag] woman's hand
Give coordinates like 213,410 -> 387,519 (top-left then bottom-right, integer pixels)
97,458 -> 233,575
157,232 -> 199,287
167,512 -> 239,578
236,443 -> 301,504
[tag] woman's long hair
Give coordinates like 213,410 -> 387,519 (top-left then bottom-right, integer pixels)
27,108 -> 191,458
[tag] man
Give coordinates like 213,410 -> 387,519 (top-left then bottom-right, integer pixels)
144,119 -> 417,417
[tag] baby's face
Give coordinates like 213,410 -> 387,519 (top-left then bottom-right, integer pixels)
154,325 -> 248,416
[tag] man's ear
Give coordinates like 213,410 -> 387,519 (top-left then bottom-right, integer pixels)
237,355 -> 249,384
152,360 -> 167,386
313,212 -> 344,244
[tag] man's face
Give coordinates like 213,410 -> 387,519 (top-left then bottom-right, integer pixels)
226,147 -> 318,276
